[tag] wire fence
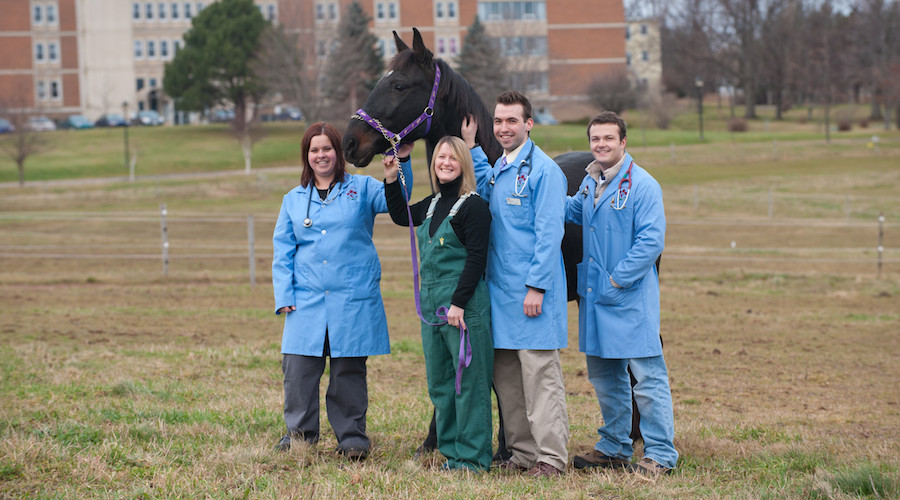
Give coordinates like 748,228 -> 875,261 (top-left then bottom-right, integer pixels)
1,201 -> 897,284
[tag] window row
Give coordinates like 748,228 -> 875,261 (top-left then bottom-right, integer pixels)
36,79 -> 62,102
477,1 -> 546,22
32,2 -> 58,26
434,36 -> 459,56
507,71 -> 548,93
136,78 -> 159,91
315,1 -> 339,21
625,24 -> 650,40
374,1 -> 397,20
435,1 -> 458,20
133,2 -> 204,21
498,36 -> 547,57
134,39 -> 182,60
34,42 -> 60,63
625,51 -> 651,65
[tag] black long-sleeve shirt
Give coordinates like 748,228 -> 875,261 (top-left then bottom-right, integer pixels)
385,176 -> 491,309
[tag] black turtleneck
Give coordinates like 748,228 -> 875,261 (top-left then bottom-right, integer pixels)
385,176 -> 492,309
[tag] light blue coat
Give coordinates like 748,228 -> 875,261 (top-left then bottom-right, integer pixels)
473,140 -> 568,350
565,152 -> 665,358
272,165 -> 412,357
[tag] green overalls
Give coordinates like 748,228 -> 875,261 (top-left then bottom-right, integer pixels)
417,192 -> 494,471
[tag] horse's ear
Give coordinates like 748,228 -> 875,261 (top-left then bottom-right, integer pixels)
411,27 -> 432,64
393,31 -> 409,53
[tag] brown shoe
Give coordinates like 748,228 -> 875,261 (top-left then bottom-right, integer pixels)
631,458 -> 673,479
573,449 -> 630,470
496,459 -> 528,473
526,461 -> 564,477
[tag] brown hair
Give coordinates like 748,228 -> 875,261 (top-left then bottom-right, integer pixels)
429,136 -> 478,194
300,122 -> 346,188
496,90 -> 533,121
587,111 -> 627,141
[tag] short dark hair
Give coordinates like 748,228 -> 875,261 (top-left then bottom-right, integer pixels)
496,90 -> 533,121
300,122 -> 346,188
587,111 -> 627,141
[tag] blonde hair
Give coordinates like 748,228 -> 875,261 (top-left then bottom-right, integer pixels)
429,136 -> 478,194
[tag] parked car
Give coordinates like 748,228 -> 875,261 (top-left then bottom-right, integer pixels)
277,106 -> 303,121
61,114 -> 94,130
0,118 -> 13,134
27,116 -> 57,131
94,113 -> 127,127
135,110 -> 165,126
210,108 -> 235,123
533,110 -> 558,125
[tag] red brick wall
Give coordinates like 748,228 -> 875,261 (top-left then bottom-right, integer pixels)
0,36 -> 34,69
59,0 -> 77,31
0,0 -> 30,31
61,34 -> 78,69
63,72 -> 80,107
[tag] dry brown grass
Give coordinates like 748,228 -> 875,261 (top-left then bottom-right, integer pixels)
1,139 -> 899,497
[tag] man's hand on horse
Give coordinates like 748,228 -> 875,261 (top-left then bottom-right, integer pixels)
461,114 -> 478,149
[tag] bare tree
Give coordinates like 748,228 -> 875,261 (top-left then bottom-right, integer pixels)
322,1 -> 383,118
252,23 -> 326,123
0,97 -> 49,187
852,0 -> 900,129
587,70 -> 640,114
456,16 -> 508,105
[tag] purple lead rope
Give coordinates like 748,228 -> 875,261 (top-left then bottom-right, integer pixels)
399,173 -> 472,395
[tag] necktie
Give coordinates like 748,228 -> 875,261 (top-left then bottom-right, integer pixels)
499,156 -> 507,168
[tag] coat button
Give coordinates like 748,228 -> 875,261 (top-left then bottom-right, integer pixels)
325,290 -> 330,295
321,229 -> 327,235
587,288 -> 593,293
323,260 -> 327,265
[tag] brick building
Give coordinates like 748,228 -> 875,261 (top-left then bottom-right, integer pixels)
0,0 -> 628,123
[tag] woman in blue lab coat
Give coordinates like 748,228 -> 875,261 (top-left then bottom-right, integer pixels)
271,122 -> 412,459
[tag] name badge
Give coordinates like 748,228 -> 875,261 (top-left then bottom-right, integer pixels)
506,197 -> 521,206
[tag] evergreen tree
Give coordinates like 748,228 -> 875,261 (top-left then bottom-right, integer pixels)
163,0 -> 267,172
322,1 -> 384,115
456,16 -> 507,104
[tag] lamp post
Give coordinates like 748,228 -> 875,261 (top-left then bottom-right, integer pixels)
122,101 -> 132,181
695,77 -> 704,141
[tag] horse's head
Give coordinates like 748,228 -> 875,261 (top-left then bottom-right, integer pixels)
343,28 -> 444,167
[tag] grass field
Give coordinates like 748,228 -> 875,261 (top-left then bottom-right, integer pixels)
1,108 -> 899,498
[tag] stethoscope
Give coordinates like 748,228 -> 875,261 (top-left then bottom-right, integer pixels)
302,181 -> 339,228
490,141 -> 536,197
580,160 -> 634,210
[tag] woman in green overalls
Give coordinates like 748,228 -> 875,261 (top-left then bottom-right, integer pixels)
383,137 -> 493,472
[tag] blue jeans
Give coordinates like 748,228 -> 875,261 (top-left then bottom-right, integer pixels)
586,355 -> 678,469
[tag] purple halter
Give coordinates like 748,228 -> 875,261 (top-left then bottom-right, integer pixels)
351,63 -> 441,158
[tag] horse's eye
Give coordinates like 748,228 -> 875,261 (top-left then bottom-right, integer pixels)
393,84 -> 406,92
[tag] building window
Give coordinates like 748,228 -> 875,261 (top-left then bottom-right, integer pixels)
329,3 -> 337,20
137,78 -> 145,91
478,1 -> 546,22
134,40 -> 143,58
46,5 -> 57,24
48,42 -> 58,62
158,2 -> 166,19
509,71 -> 547,93
146,2 -> 153,19
436,2 -> 444,18
35,43 -> 45,62
133,2 -> 141,19
174,39 -> 182,53
171,2 -> 179,19
150,78 -> 157,88
267,3 -> 277,22
640,24 -> 648,35
316,3 -> 324,20
160,40 -> 169,58
642,50 -> 649,61
498,36 -> 547,57
37,81 -> 47,100
33,5 -> 43,24
436,37 -> 445,55
317,40 -> 326,58
448,1 -> 456,18
449,37 -> 458,54
388,2 -> 395,19
376,3 -> 384,19
184,2 -> 192,18
50,80 -> 60,100
197,2 -> 204,13
147,40 -> 156,58
626,51 -> 631,65
625,26 -> 630,40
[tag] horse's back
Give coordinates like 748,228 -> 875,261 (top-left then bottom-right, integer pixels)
552,151 -> 593,302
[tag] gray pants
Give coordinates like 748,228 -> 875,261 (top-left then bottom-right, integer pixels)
282,352 -> 370,451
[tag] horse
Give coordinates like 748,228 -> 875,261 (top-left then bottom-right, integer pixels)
342,28 -> 650,456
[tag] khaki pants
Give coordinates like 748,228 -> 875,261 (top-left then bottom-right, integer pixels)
494,348 -> 569,471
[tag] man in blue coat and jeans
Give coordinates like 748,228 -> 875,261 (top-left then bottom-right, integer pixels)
565,111 -> 678,478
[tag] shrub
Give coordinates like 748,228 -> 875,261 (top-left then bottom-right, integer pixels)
858,118 -> 869,128
728,118 -> 748,132
837,119 -> 852,131
587,70 -> 639,114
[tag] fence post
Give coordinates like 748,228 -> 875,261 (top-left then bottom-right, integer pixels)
248,214 -> 256,287
160,203 -> 169,276
878,212 -> 884,279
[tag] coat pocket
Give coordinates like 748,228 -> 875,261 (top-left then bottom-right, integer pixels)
346,263 -> 381,300
595,272 -> 635,306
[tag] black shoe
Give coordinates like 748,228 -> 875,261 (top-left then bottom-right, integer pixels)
337,446 -> 369,461
572,449 -> 630,470
275,434 -> 292,451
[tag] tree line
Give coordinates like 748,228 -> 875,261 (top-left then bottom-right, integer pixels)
632,0 -> 900,128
